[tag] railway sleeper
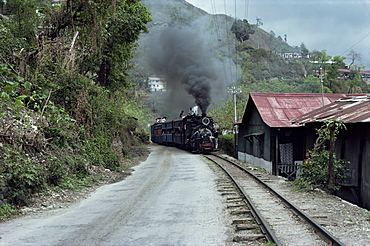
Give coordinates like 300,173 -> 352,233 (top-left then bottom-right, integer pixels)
220,186 -> 235,189
235,224 -> 259,231
233,234 -> 265,242
230,208 -> 252,215
226,196 -> 243,201
221,192 -> 238,196
232,218 -> 254,224
218,188 -> 235,192
227,203 -> 245,209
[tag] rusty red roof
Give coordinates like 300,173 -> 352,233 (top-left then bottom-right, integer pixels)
292,95 -> 370,124
338,69 -> 370,75
249,93 -> 349,127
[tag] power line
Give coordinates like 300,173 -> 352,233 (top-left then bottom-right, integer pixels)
234,0 -> 238,86
210,0 -> 232,87
223,0 -> 233,87
245,0 -> 249,20
340,31 -> 370,56
210,0 -> 221,38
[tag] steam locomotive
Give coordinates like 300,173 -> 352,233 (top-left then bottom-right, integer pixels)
151,114 -> 218,153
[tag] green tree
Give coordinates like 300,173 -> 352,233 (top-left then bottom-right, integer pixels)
299,120 -> 348,193
309,49 -> 331,70
312,120 -> 347,192
4,0 -> 41,43
324,55 -> 346,91
347,69 -> 362,93
97,1 -> 151,88
208,83 -> 249,133
42,0 -> 151,89
231,19 -> 255,43
300,42 -> 309,56
296,75 -> 326,93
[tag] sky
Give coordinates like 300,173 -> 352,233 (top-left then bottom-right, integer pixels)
185,0 -> 370,70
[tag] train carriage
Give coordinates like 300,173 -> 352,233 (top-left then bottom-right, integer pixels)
151,122 -> 163,143
151,114 -> 217,153
162,121 -> 174,144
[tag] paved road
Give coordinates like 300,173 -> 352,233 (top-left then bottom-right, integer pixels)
0,145 -> 229,246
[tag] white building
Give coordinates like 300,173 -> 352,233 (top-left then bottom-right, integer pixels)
147,77 -> 166,92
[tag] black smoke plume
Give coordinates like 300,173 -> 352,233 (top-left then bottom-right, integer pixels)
148,27 -> 219,115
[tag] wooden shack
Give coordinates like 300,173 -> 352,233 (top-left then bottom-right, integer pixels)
237,93 -> 346,178
292,95 -> 370,209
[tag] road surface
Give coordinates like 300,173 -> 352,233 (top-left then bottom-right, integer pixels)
0,145 -> 229,246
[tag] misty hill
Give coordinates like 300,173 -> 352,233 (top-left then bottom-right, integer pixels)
136,0 -> 296,69
132,0 -> 300,119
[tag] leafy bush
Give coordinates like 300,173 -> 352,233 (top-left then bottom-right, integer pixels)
1,151 -> 47,205
0,203 -> 20,221
293,150 -> 349,191
219,134 -> 234,154
81,135 -> 120,171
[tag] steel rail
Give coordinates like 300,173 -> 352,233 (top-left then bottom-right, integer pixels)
215,154 -> 346,246
205,156 -> 282,246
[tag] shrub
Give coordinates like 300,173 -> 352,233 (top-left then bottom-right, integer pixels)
219,134 -> 234,154
0,203 -> 20,221
1,152 -> 46,205
294,150 -> 349,191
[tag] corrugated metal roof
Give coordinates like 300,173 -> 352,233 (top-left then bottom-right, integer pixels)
250,93 -> 348,128
339,69 -> 370,75
292,95 -> 370,124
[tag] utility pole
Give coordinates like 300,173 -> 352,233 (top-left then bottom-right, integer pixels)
320,67 -> 325,106
227,85 -> 242,158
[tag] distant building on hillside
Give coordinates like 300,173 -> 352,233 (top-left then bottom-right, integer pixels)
51,0 -> 65,4
147,77 -> 166,92
279,52 -> 309,60
338,69 -> 370,79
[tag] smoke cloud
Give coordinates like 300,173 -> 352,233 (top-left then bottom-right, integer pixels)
148,27 -> 221,115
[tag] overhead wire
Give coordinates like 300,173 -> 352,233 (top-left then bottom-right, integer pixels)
210,0 -> 221,38
234,0 -> 238,86
245,0 -> 249,20
210,0 -> 225,85
223,0 -> 233,87
340,31 -> 370,56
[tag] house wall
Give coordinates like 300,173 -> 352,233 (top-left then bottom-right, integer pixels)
238,107 -> 272,160
238,151 -> 273,173
237,106 -> 274,171
304,123 -> 370,210
237,106 -> 306,175
340,123 -> 370,209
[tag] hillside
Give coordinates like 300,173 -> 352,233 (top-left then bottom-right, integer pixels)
0,0 -> 152,210
132,0 -> 298,120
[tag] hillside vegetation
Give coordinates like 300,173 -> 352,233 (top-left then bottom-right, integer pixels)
0,0 -> 151,207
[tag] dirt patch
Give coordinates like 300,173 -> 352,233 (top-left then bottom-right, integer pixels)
18,144 -> 152,215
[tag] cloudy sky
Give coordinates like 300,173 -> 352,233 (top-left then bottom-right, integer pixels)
185,0 -> 370,70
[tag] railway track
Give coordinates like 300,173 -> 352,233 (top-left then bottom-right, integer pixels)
205,154 -> 346,246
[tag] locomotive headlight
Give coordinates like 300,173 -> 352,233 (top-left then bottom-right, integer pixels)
201,117 -> 210,126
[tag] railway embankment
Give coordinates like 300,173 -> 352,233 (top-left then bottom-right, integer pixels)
218,153 -> 370,245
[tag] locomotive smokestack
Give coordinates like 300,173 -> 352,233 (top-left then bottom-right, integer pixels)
148,27 -> 218,115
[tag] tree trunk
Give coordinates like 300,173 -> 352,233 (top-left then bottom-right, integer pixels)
97,59 -> 111,87
328,126 -> 336,193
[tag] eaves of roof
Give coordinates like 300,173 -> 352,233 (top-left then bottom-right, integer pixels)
249,93 -> 348,128
292,96 -> 370,124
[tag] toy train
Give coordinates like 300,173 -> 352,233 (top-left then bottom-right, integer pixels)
151,114 -> 218,153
